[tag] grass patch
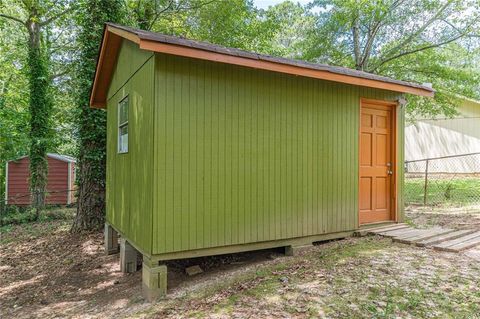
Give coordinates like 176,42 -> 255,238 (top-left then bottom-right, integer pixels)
0,205 -> 74,227
314,237 -> 390,268
405,178 -> 480,205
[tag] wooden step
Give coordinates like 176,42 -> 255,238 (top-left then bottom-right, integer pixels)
393,229 -> 432,239
394,228 -> 454,244
434,235 -> 480,252
416,229 -> 478,247
379,228 -> 420,238
366,224 -> 409,235
356,224 -> 405,237
390,229 -> 427,240
433,231 -> 480,252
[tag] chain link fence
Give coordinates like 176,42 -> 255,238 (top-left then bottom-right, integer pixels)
405,153 -> 480,206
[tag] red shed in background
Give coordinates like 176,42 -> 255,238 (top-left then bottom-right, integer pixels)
5,154 -> 76,206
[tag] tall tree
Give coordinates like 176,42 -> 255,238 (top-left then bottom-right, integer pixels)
303,0 -> 480,117
141,0 -> 278,53
71,0 -> 125,232
0,0 -> 75,209
260,1 -> 314,57
0,15 -> 29,212
127,0 -> 217,31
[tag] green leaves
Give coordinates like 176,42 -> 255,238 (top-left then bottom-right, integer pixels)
71,0 -> 125,231
305,0 -> 480,118
1,0 -> 478,211
27,38 -> 52,208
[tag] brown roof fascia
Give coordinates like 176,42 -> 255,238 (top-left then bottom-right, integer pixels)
140,39 -> 434,98
90,25 -> 434,108
89,26 -> 125,108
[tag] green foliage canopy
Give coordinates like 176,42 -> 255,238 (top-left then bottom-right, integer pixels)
303,0 -> 480,117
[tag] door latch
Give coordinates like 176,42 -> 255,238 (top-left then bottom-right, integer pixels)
387,163 -> 393,175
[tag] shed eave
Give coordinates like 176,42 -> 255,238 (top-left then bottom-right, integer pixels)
89,24 -> 435,108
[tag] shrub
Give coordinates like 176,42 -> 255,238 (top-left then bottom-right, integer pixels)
0,205 -> 74,226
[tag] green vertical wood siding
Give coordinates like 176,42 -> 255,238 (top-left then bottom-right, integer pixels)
151,53 -> 404,255
105,41 -> 406,257
107,40 -> 153,101
106,47 -> 154,254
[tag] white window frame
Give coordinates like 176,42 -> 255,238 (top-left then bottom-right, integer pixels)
118,96 -> 129,154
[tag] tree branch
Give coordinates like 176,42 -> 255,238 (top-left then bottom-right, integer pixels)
359,20 -> 382,70
371,11 -> 480,72
369,34 -> 465,72
352,18 -> 361,69
381,0 -> 453,59
39,6 -> 75,26
0,13 -> 25,25
50,70 -> 70,80
146,0 -> 218,30
146,0 -> 175,31
177,0 -> 218,11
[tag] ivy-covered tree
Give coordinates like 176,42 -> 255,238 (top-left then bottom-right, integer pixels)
71,0 -> 125,232
0,0 -> 75,210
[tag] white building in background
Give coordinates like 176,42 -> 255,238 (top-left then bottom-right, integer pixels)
405,97 -> 480,173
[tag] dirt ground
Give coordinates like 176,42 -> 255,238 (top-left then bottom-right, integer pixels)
1,207 -> 479,318
406,204 -> 480,230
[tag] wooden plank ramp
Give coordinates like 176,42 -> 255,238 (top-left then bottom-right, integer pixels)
365,224 -> 480,253
394,228 -> 454,244
433,231 -> 480,252
416,229 -> 478,247
354,223 -> 409,237
366,224 -> 409,234
379,228 -> 422,238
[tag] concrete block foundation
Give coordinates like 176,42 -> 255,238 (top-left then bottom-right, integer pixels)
285,244 -> 314,256
104,223 -> 119,255
120,238 -> 138,273
142,262 -> 167,301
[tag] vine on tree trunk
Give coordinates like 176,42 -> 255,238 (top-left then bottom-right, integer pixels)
27,19 -> 53,211
71,0 -> 125,233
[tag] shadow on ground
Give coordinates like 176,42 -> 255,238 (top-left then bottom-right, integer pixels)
1,206 -> 480,318
0,219 -> 284,318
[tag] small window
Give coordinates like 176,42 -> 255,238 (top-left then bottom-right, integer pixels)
118,96 -> 129,153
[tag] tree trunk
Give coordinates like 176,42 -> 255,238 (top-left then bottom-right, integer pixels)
72,144 -> 106,231
71,0 -> 125,233
27,16 -> 51,210
352,17 -> 363,71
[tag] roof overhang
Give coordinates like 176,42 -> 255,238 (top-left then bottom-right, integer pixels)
8,153 -> 76,163
90,24 -> 435,108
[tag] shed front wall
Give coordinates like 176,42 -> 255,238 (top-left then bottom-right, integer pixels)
152,53 -> 404,256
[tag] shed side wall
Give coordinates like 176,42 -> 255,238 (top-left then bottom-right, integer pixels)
107,39 -> 153,101
153,53 -> 404,255
106,54 -> 154,255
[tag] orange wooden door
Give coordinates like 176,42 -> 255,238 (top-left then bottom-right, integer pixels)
359,102 -> 394,224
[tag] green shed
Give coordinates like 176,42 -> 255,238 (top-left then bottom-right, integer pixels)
90,23 -> 434,300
